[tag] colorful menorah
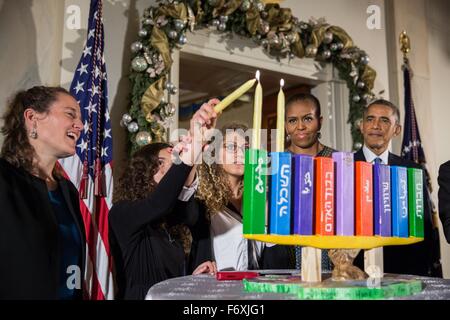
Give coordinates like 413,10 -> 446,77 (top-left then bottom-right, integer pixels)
243,150 -> 425,250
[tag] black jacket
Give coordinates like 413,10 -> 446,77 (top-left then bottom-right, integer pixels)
109,163 -> 212,300
353,149 -> 442,277
0,158 -> 86,299
438,160 -> 450,243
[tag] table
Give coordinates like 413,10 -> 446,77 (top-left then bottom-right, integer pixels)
146,270 -> 450,300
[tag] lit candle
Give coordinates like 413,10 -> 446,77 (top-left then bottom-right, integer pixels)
252,70 -> 262,149
276,79 -> 285,152
213,74 -> 257,114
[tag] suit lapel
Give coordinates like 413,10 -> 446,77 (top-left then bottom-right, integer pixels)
354,149 -> 366,162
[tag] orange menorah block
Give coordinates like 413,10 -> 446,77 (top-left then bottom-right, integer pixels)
355,161 -> 374,236
314,157 -> 334,236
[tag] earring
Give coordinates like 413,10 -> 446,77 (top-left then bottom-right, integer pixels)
29,123 -> 37,139
286,134 -> 291,142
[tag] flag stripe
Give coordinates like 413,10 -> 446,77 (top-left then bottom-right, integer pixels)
59,0 -> 114,300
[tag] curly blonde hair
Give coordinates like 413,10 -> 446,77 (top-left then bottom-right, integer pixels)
196,122 -> 248,217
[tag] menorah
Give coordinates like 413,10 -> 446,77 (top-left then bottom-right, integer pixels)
243,149 -> 424,283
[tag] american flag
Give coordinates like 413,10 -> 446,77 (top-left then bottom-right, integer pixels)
401,60 -> 426,165
59,0 -> 114,300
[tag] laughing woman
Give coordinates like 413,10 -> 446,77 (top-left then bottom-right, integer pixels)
0,86 -> 85,299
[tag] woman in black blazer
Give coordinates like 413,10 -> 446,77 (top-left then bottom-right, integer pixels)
0,86 -> 86,299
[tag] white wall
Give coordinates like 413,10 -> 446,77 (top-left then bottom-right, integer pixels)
0,0 -> 64,146
284,0 -> 390,98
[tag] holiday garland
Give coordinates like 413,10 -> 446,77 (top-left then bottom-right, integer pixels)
124,0 -> 377,153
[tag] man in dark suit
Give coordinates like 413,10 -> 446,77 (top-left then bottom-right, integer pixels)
438,161 -> 450,244
354,99 -> 442,277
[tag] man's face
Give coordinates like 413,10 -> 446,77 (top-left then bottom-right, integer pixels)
360,104 -> 401,155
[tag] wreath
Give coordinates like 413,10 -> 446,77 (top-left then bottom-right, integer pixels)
123,0 -> 377,153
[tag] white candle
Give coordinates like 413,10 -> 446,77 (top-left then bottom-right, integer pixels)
276,79 -> 285,152
252,70 -> 262,149
214,74 -> 257,113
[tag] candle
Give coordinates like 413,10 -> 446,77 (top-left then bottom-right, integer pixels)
213,74 -> 257,114
276,79 -> 285,152
251,71 -> 262,149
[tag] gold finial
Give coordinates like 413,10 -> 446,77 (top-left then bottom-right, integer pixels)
399,30 -> 411,59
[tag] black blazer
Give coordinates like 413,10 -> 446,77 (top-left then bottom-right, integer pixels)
353,149 -> 442,277
0,158 -> 86,299
109,163 -> 212,300
438,161 -> 450,243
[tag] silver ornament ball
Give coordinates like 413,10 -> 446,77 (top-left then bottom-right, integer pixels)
260,21 -> 270,34
131,56 -> 148,72
165,82 -> 174,91
178,34 -> 187,45
361,55 -> 370,65
256,1 -> 265,12
217,22 -> 227,32
330,43 -> 339,51
211,19 -> 220,28
165,103 -> 176,117
135,131 -> 152,146
138,29 -> 148,38
357,81 -> 365,89
305,45 -> 318,57
173,19 -> 185,32
354,142 -> 363,150
167,30 -> 178,39
322,50 -> 332,59
131,41 -> 143,53
127,121 -> 139,133
121,113 -> 132,125
219,15 -> 229,23
261,39 -> 269,47
337,42 -> 344,50
143,18 -> 152,26
352,95 -> 361,103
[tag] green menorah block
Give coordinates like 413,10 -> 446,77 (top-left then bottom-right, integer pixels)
243,149 -> 267,235
408,168 -> 424,238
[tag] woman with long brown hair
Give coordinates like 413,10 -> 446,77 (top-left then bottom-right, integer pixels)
0,86 -> 85,299
109,100 -> 218,300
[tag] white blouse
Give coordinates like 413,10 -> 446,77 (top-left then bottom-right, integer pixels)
210,206 -> 266,271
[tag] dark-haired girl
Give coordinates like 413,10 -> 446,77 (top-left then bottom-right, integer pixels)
109,100 -> 218,300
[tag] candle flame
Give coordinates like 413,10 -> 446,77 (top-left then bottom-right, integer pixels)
256,70 -> 260,81
280,79 -> 285,87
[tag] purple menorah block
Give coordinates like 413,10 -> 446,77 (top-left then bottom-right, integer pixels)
292,154 -> 314,235
374,163 -> 392,236
333,152 -> 354,236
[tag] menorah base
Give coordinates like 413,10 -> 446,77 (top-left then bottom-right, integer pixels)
329,249 -> 368,281
243,274 -> 423,300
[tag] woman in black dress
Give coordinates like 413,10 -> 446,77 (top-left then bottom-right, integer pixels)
109,100 -> 218,300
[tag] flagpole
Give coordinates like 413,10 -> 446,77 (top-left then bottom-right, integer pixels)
399,31 -> 442,268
